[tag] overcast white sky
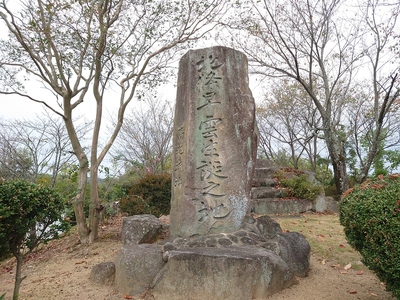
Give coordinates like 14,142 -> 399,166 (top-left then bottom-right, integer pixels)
0,1 -> 263,122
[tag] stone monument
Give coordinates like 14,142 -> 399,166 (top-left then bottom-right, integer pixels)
169,46 -> 258,238
101,47 -> 311,300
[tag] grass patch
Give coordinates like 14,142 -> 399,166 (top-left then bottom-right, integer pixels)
272,213 -> 366,270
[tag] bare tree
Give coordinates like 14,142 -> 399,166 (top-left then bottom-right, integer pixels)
228,0 -> 399,195
112,95 -> 174,175
349,0 -> 400,182
257,79 -> 324,171
346,84 -> 400,180
0,113 -> 90,185
0,0 -> 229,243
0,129 -> 33,181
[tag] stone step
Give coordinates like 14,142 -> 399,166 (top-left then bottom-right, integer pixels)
254,167 -> 279,180
252,178 -> 278,188
255,159 -> 275,168
249,198 -> 313,215
251,187 -> 287,199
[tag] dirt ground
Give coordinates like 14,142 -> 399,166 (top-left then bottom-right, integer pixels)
0,214 -> 396,300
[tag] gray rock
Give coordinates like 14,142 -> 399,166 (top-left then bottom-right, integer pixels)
313,194 -> 328,212
115,244 -> 166,295
242,215 -> 283,239
169,46 -> 258,238
121,214 -> 162,246
151,247 -> 296,300
275,232 -> 311,277
326,196 -> 339,213
89,262 -> 115,285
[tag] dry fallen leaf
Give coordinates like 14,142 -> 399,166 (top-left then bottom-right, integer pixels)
339,244 -> 345,248
349,290 -> 357,294
75,260 -> 86,265
357,271 -> 364,275
370,292 -> 378,297
343,188 -> 354,197
371,183 -> 385,189
321,259 -> 326,265
124,295 -> 133,299
340,271 -> 348,274
344,263 -> 352,270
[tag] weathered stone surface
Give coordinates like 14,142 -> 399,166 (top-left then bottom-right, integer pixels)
251,186 -> 287,199
151,247 -> 296,300
115,244 -> 165,296
326,196 -> 339,213
160,214 -> 310,278
170,46 -> 258,238
242,215 -> 283,239
313,194 -> 328,212
254,167 -> 280,181
89,262 -> 115,286
162,216 -> 286,252
275,232 -> 311,277
121,214 -> 162,245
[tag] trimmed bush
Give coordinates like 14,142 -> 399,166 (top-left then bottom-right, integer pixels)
119,173 -> 171,217
339,175 -> 400,299
275,168 -> 323,202
0,179 -> 70,300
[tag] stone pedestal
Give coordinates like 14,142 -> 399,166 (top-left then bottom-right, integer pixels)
151,247 -> 296,300
170,46 -> 258,238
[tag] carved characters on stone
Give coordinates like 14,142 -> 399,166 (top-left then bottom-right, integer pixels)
170,46 -> 258,238
194,54 -> 232,221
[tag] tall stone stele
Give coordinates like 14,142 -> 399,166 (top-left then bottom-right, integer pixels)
169,46 -> 258,238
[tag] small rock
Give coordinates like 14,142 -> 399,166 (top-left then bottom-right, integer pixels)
90,262 -> 115,285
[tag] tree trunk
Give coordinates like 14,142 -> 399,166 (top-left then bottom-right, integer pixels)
88,164 -> 102,243
325,130 -> 349,197
12,253 -> 25,300
72,160 -> 90,244
63,95 -> 91,244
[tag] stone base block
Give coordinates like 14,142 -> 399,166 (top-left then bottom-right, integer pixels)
115,244 -> 165,296
151,246 -> 296,300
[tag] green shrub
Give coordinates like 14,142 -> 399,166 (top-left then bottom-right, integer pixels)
340,175 -> 400,299
0,179 -> 70,300
119,173 -> 171,217
275,169 -> 323,202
